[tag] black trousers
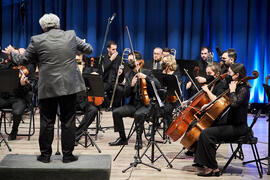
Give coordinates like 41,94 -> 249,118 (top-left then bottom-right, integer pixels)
112,104 -> 151,137
194,124 -> 248,169
39,94 -> 77,158
103,82 -> 124,108
0,94 -> 31,132
76,103 -> 98,135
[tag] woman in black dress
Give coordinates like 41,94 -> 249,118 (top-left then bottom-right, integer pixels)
194,63 -> 250,176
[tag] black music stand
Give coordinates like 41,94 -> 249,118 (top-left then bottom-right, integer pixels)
122,81 -> 165,173
139,80 -> 173,168
0,69 -> 19,152
77,73 -> 103,152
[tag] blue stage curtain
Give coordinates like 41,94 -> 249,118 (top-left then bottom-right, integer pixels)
1,0 -> 269,103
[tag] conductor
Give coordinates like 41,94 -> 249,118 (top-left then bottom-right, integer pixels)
3,13 -> 93,163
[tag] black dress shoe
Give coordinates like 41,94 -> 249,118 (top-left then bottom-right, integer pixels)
197,170 -> 220,177
37,155 -> 50,163
192,163 -> 204,168
63,155 -> 78,163
108,137 -> 128,146
146,125 -> 153,137
8,130 -> 17,141
185,150 -> 194,157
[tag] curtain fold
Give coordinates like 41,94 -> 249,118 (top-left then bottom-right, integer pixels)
1,0 -> 269,103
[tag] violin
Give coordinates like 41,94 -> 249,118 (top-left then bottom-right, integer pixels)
13,65 -> 29,78
87,58 -> 104,106
139,60 -> 150,106
125,26 -> 150,106
88,96 -> 104,106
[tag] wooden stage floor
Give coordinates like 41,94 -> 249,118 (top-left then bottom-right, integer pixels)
0,110 -> 269,180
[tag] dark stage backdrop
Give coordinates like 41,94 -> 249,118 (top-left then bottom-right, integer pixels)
0,0 -> 269,103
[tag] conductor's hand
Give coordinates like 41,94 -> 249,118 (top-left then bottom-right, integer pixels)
131,75 -> 138,87
110,51 -> 118,61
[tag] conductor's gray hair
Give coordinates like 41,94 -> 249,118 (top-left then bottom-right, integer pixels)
39,13 -> 60,32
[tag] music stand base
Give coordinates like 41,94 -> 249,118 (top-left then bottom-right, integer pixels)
77,132 -> 102,153
122,150 -> 161,173
141,140 -> 173,168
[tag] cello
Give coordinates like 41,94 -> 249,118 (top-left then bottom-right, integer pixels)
180,70 -> 259,150
166,73 -> 227,141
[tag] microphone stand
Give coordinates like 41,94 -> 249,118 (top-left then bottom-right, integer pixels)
97,15 -> 115,75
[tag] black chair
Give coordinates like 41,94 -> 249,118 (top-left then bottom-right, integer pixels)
1,105 -> 35,141
219,109 -> 263,178
75,110 -> 101,153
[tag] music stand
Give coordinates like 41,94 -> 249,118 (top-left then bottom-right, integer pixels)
0,69 -> 19,152
138,80 -> 173,168
77,73 -> 103,152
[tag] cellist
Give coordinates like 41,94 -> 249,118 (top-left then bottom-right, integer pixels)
109,51 -> 161,150
194,63 -> 251,177
183,62 -> 227,157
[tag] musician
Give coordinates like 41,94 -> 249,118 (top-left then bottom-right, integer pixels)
184,62 -> 227,157
186,47 -> 213,98
162,47 -> 171,56
4,13 -> 93,163
75,93 -> 98,142
144,47 -> 163,70
101,41 -> 122,109
109,51 -> 161,149
161,54 -> 182,124
0,48 -> 35,141
220,48 -> 237,74
194,63 -> 250,176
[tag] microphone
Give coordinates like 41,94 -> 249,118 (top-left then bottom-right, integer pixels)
110,13 -> 116,22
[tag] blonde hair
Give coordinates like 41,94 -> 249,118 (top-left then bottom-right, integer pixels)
207,62 -> 221,74
162,54 -> 177,71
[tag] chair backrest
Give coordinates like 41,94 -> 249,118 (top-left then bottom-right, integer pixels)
248,109 -> 262,133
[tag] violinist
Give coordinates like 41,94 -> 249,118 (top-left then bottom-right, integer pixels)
194,63 -> 250,177
109,51 -> 161,150
158,54 -> 181,129
0,47 -> 36,141
74,54 -> 99,143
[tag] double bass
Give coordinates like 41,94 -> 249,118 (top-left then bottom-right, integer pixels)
180,71 -> 259,150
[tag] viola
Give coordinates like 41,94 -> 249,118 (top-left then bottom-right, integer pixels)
180,70 -> 259,149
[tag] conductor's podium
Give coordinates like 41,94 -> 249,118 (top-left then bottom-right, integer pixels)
0,154 -> 111,180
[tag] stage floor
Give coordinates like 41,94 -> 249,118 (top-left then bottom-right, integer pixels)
0,110 -> 269,180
